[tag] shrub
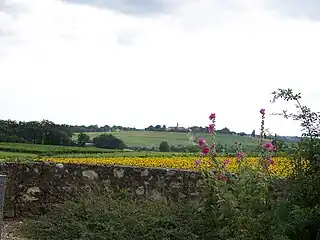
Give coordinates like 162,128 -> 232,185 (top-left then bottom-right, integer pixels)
93,134 -> 126,149
192,107 -> 320,239
159,141 -> 170,152
188,89 -> 319,239
77,133 -> 90,147
22,189 -> 198,240
271,89 -> 320,208
192,111 -> 287,239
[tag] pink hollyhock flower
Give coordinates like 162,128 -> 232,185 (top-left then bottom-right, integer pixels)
202,146 -> 210,154
195,159 -> 201,166
236,151 -> 245,162
209,113 -> 216,120
260,108 -> 265,115
198,137 -> 206,147
208,124 -> 215,134
224,159 -> 231,165
264,142 -> 276,151
266,157 -> 274,166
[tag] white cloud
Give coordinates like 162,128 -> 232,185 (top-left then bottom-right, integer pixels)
0,0 -> 320,136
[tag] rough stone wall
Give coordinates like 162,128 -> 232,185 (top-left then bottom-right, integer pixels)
0,162 -> 202,218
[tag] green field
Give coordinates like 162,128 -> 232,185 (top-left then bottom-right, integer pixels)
0,131 -> 279,160
0,140 -> 289,160
73,131 -> 261,147
0,142 -> 119,154
0,151 -> 37,158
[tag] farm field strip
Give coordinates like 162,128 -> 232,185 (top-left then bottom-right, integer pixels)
0,142 -> 120,154
73,131 -> 262,147
42,156 -> 292,177
0,151 -> 37,158
51,151 -> 289,158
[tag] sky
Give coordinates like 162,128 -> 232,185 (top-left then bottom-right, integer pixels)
0,0 -> 320,136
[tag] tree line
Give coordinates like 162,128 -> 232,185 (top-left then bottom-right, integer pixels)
69,125 -> 138,133
145,125 -> 240,134
0,119 -> 128,149
0,118 -> 280,151
72,124 -> 239,134
0,120 -> 73,145
1,118 -> 250,137
0,118 -> 276,141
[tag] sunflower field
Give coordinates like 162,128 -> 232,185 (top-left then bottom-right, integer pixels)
42,156 -> 293,177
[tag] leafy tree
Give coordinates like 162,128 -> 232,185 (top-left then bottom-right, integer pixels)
0,119 -> 73,145
159,141 -> 170,152
251,129 -> 256,138
145,125 -> 154,131
77,133 -> 90,147
154,125 -> 162,131
217,127 -> 231,134
93,134 -> 126,149
270,88 -> 320,239
271,138 -> 286,151
271,88 -> 320,207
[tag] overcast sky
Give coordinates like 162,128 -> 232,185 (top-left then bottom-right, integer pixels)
1,0 -> 320,136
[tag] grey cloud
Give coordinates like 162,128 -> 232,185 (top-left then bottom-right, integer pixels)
268,0 -> 320,21
67,0 -> 170,16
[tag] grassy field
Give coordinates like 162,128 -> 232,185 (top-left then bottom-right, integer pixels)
0,151 -> 37,158
73,131 -> 261,147
0,142 -> 120,155
0,131 -> 286,160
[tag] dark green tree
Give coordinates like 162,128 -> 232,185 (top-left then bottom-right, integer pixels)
159,141 -> 170,152
93,134 -> 126,149
77,133 -> 90,147
0,119 -> 73,145
155,125 -> 162,131
251,129 -> 256,138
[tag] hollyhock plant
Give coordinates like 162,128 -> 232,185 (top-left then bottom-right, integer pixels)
199,137 -> 206,147
264,142 -> 276,151
209,124 -> 215,134
209,113 -> 216,120
195,112 -> 230,181
212,150 -> 217,156
191,107 -> 281,240
195,159 -> 201,166
202,146 -> 210,155
236,151 -> 245,163
258,108 -> 276,176
195,109 -> 276,182
266,157 -> 274,166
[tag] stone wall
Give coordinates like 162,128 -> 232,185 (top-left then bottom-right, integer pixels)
0,162 -> 202,218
